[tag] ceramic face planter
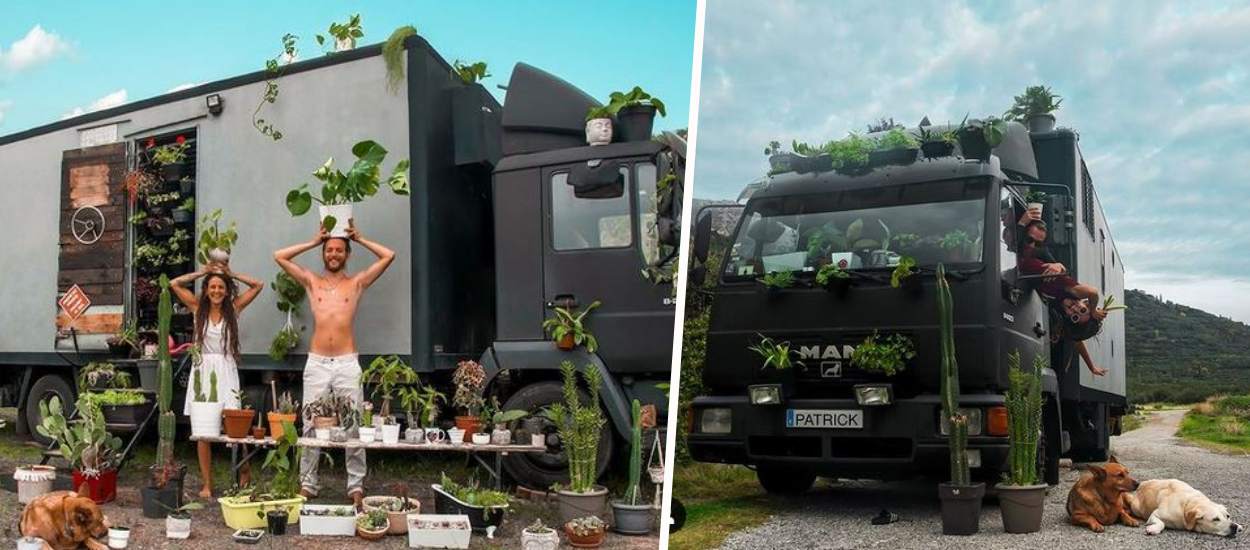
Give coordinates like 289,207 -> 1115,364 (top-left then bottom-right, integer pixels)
585,118 -> 613,146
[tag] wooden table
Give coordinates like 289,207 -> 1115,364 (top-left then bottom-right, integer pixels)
190,435 -> 547,489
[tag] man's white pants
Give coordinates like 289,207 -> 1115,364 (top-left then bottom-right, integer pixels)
299,353 -> 367,496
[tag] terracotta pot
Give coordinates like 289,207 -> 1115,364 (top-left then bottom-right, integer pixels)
564,523 -> 606,548
312,416 -> 338,430
455,416 -> 482,442
251,426 -> 266,439
557,333 -> 575,351
268,412 -> 297,439
356,524 -> 387,541
222,409 -> 257,439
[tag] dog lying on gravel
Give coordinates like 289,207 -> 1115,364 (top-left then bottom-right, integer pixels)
1126,479 -> 1242,538
19,491 -> 109,550
1066,456 -> 1142,532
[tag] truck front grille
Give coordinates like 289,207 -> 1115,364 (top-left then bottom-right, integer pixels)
829,437 -> 912,459
747,436 -> 822,458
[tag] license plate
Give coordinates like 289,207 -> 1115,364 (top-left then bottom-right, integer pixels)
786,409 -> 863,429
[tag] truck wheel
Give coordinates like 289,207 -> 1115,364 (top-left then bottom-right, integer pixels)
26,374 -> 75,446
1041,397 -> 1060,486
756,463 -> 815,495
501,381 -> 614,490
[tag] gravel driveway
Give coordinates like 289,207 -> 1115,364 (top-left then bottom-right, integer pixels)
717,409 -> 1250,550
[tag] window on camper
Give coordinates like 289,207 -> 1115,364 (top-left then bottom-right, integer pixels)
721,180 -> 988,281
999,187 -> 1018,278
636,163 -> 661,266
551,170 -> 632,251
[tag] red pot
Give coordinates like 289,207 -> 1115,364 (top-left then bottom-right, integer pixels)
73,469 -> 117,504
557,334 -> 575,351
565,524 -> 606,548
454,416 -> 482,442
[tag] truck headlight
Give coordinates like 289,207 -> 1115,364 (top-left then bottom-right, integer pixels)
700,408 -> 732,434
938,408 -> 983,436
853,384 -> 893,406
749,384 -> 782,406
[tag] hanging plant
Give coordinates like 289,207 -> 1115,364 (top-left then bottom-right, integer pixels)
383,25 -> 418,93
268,271 -> 306,361
253,33 -> 298,142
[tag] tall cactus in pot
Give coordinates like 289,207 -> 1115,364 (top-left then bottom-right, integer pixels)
623,399 -> 642,505
153,275 -> 178,487
936,264 -> 968,486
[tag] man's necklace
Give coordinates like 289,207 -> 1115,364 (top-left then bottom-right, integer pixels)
319,278 -> 346,294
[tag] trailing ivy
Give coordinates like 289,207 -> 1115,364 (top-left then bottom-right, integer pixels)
253,33 -> 298,141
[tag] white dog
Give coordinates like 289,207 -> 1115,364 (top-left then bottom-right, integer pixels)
1126,479 -> 1242,537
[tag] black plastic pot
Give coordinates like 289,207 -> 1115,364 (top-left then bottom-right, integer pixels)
106,341 -> 132,357
140,467 -> 185,519
938,482 -> 985,536
957,131 -> 991,161
899,273 -> 922,295
179,179 -> 194,195
611,502 -> 654,535
101,400 -> 155,427
160,163 -> 187,183
793,154 -> 833,174
920,141 -> 954,159
615,104 -> 656,142
172,210 -> 192,224
868,148 -> 918,167
823,276 -> 852,296
997,483 -> 1046,533
432,484 -> 505,533
266,511 -> 288,535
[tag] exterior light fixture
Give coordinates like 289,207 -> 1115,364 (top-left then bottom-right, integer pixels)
206,94 -> 223,116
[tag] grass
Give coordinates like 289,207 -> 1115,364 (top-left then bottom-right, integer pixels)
669,462 -> 773,550
1177,396 -> 1250,454
1121,412 -> 1147,433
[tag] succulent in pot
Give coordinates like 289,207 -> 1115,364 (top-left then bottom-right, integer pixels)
362,484 -> 420,535
356,509 -> 390,540
565,516 -> 607,548
522,518 -> 560,550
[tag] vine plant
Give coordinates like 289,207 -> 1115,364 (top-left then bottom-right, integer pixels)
253,33 -> 298,142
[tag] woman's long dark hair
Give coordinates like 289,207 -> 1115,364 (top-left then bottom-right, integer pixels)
195,273 -> 241,361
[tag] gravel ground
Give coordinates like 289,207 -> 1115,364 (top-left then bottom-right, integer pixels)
718,409 -> 1250,550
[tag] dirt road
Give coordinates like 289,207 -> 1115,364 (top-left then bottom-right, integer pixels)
716,409 -> 1250,549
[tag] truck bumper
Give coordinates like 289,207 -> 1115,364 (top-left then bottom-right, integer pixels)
687,393 -> 1009,479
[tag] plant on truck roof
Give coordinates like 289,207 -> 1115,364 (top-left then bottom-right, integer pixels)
606,86 -> 667,117
876,127 -> 919,151
827,133 -> 876,169
851,332 -> 915,376
383,25 -> 418,93
453,60 -> 491,85
285,139 -> 410,232
1004,85 -> 1062,121
315,13 -> 363,53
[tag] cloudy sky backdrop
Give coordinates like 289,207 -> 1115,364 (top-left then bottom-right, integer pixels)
693,0 -> 1250,322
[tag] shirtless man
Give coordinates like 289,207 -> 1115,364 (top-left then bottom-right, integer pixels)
274,220 -> 395,507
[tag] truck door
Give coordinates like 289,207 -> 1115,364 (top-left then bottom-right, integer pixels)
541,159 -> 673,374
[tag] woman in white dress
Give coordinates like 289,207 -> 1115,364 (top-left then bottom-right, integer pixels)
171,263 -> 262,498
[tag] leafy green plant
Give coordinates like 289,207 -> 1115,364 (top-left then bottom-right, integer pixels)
285,140 -> 411,232
764,140 -> 783,156
892,233 -> 921,250
383,25 -> 418,93
453,60 -> 490,84
544,361 -> 605,493
1102,295 -> 1127,313
851,332 -> 915,376
1004,85 -> 1062,121
439,472 -> 510,507
361,402 -> 373,428
890,256 -> 918,288
827,133 -> 876,169
1024,190 -> 1047,204
135,243 -> 167,270
877,127 -> 919,150
196,209 -> 238,264
791,140 -> 824,156
151,140 -> 189,166
757,270 -> 795,289
176,197 -> 194,213
606,86 -> 666,117
78,362 -> 132,390
361,355 -> 416,418
80,390 -> 147,407
269,271 -> 306,361
963,117 -> 1007,148
939,230 -> 973,254
315,13 -> 363,52
748,335 -> 797,370
621,399 -> 644,505
357,508 -> 389,530
268,326 -> 300,362
107,319 -> 138,349
542,300 -> 602,352
586,105 -> 614,121
260,419 -> 302,499
253,33 -> 298,141
816,263 -> 850,286
1003,350 -> 1043,486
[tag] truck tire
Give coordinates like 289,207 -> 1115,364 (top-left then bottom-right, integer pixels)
26,374 -> 75,446
1041,397 -> 1060,486
501,381 -> 614,490
756,463 -> 815,495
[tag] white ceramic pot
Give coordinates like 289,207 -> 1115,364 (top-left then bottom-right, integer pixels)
1028,202 -> 1044,215
521,528 -> 560,550
315,428 -> 330,440
143,343 -> 158,359
407,515 -> 472,549
207,248 -> 230,263
318,204 -> 353,238
359,426 -> 377,443
586,118 -> 613,146
447,427 -> 465,445
335,37 -> 356,51
299,504 -> 358,536
531,433 -> 546,448
189,401 -> 224,438
471,432 -> 490,445
380,423 -> 401,445
14,465 -> 56,504
107,527 -> 130,549
17,536 -> 44,550
406,427 -> 425,443
490,428 -> 511,446
166,515 -> 191,539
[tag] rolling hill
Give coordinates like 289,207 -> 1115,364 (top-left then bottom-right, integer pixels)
1126,289 -> 1250,403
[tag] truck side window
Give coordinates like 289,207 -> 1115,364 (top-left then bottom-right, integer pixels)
636,163 -> 660,265
551,170 -> 632,251
1000,187 -> 1017,278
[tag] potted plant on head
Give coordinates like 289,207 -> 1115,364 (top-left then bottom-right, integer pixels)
361,354 -> 416,442
936,264 -> 985,535
611,399 -> 654,535
546,361 -> 610,525
36,394 -> 122,504
521,519 -> 560,550
956,116 -> 1006,161
585,105 -> 614,147
997,350 -> 1047,533
564,515 -> 607,549
1004,85 -> 1062,133
223,389 -> 256,439
143,276 -> 188,519
606,86 -> 666,142
432,472 -> 510,538
1024,190 -> 1046,218
452,359 -> 487,443
189,368 -> 222,437
362,483 -> 420,535
151,135 -> 190,182
869,127 -> 920,166
285,139 -> 410,238
196,209 -> 237,266
542,300 -> 602,352
162,501 -> 204,539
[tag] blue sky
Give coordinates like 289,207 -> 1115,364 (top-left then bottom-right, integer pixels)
0,1 -> 694,134
693,0 -> 1250,322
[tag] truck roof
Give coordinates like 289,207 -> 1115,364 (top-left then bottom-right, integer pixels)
751,157 -> 1004,201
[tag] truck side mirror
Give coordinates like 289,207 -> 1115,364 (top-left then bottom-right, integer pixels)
693,209 -> 713,264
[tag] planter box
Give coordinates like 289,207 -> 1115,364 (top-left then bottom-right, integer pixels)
218,495 -> 305,530
101,399 -> 155,427
406,514 -> 471,549
299,504 -> 358,536
432,484 -> 506,538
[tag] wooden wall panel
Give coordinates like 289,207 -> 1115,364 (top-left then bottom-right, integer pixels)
57,142 -> 128,319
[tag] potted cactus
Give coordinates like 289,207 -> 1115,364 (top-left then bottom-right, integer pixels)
997,350 -> 1047,533
936,264 -> 985,535
611,399 -> 653,535
548,361 -> 609,525
141,277 -> 187,518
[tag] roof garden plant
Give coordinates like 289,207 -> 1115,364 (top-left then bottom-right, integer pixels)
1004,85 -> 1062,122
828,133 -> 877,171
606,86 -> 667,117
315,13 -> 363,53
383,25 -> 418,93
285,140 -> 410,233
877,127 -> 919,150
453,60 -> 491,85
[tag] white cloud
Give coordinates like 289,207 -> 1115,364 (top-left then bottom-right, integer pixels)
1129,274 -> 1250,324
61,89 -> 127,120
0,25 -> 71,72
167,82 -> 201,93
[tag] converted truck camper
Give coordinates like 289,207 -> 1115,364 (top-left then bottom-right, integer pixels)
0,35 -> 681,489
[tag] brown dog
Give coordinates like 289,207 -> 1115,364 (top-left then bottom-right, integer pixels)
19,491 -> 109,550
1066,455 -> 1142,532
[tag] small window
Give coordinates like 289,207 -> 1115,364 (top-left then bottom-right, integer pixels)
999,187 -> 1017,278
1081,165 -> 1095,238
636,163 -> 660,265
551,170 -> 632,251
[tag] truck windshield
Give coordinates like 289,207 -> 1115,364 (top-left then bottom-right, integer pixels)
722,187 -> 986,281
